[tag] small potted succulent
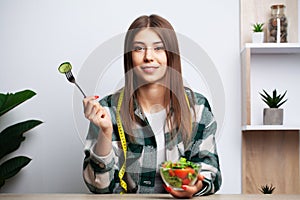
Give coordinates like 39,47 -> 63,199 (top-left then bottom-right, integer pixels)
259,184 -> 275,194
259,89 -> 287,125
252,22 -> 265,43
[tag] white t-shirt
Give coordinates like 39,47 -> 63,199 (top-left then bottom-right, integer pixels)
144,109 -> 166,193
144,109 -> 166,168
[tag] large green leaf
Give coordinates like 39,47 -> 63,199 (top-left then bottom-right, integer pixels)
0,156 -> 31,188
0,120 -> 42,159
0,90 -> 36,117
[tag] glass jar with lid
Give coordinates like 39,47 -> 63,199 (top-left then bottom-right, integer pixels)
268,4 -> 288,43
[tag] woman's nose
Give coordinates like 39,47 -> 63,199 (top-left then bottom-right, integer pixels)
143,48 -> 154,62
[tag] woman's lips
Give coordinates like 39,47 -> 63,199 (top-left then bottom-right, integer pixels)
141,66 -> 159,73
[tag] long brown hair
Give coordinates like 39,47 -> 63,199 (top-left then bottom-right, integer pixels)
121,14 -> 195,145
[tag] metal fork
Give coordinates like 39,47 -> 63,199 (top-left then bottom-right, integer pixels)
65,71 -> 87,98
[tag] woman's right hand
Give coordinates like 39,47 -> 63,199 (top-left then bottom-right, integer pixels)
83,96 -> 113,135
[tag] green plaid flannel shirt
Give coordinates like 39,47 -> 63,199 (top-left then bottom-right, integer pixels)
83,88 -> 222,195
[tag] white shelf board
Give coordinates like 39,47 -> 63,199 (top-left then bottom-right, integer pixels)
243,43 -> 300,54
242,125 -> 300,131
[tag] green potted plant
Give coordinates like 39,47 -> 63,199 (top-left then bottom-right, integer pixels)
259,89 -> 287,125
252,22 -> 265,43
0,89 -> 42,189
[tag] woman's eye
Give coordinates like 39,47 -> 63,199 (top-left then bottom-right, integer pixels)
133,46 -> 144,51
132,46 -> 165,52
154,46 -> 165,51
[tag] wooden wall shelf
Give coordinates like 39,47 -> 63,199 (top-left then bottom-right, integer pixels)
242,125 -> 300,131
243,43 -> 300,54
241,45 -> 300,193
240,0 -> 299,194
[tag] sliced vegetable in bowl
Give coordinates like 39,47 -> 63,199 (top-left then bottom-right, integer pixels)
160,157 -> 201,191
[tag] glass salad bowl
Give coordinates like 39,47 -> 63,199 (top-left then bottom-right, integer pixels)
160,158 -> 201,191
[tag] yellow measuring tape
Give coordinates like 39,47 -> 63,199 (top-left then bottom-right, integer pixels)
116,89 -> 191,193
185,93 -> 190,110
185,93 -> 193,130
116,89 -> 127,193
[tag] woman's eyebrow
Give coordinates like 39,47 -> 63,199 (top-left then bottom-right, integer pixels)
153,41 -> 163,45
132,41 -> 163,45
132,41 -> 145,45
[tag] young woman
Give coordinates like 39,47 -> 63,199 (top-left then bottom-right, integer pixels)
82,14 -> 221,198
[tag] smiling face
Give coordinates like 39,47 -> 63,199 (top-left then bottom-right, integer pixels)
131,28 -> 168,84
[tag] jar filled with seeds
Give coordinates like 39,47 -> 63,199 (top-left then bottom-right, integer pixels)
268,4 -> 288,43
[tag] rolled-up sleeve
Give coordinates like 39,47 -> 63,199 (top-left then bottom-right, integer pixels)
83,122 -> 117,193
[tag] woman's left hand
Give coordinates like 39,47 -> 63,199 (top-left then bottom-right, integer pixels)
164,174 -> 205,199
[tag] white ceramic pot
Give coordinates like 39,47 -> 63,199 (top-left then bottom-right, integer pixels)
252,32 -> 264,43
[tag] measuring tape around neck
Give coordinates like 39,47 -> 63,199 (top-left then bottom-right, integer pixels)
185,93 -> 193,130
116,89 -> 127,193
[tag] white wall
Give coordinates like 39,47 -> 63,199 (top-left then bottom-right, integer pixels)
0,0 -> 241,193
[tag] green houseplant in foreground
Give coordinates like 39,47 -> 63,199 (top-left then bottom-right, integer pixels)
259,89 -> 287,125
0,89 -> 42,188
